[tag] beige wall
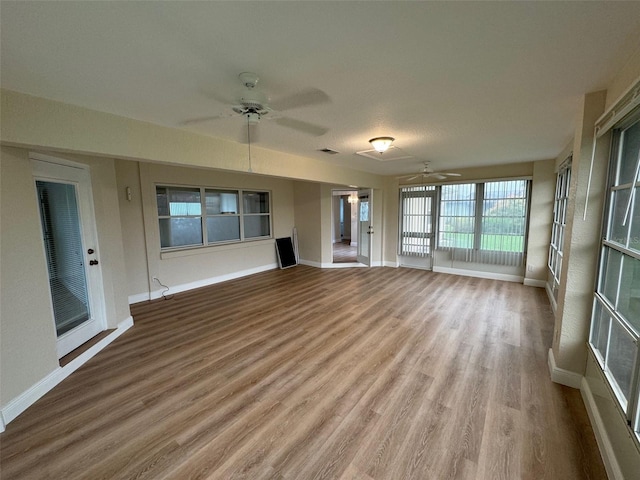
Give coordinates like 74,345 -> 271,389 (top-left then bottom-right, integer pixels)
0,146 -> 131,407
1,147 -> 59,404
293,181 -> 323,264
118,162 -> 296,299
0,89 -> 384,190
525,159 -> 555,283
553,90 -> 608,374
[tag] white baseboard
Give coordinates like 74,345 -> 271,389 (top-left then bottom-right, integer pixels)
147,264 -> 278,301
384,261 -> 399,268
128,292 -> 150,305
299,259 -> 368,269
547,348 -> 583,389
580,377 -> 624,480
433,266 -> 523,284
0,316 -> 134,431
523,278 -> 546,288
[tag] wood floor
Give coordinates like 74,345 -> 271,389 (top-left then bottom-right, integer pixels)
0,266 -> 607,479
333,240 -> 357,263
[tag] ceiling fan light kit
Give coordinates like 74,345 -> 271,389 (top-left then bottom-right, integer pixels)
369,136 -> 395,153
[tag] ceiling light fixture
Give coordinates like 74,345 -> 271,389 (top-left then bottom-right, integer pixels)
369,136 -> 395,153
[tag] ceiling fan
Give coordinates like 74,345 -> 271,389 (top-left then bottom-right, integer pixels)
399,162 -> 462,182
183,72 -> 331,143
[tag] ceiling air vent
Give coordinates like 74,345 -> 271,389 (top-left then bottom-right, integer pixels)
319,148 -> 339,155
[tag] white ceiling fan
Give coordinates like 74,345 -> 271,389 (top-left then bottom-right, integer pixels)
182,72 -> 331,143
399,162 -> 462,182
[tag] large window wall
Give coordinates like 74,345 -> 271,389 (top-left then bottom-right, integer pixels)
589,111 -> 640,442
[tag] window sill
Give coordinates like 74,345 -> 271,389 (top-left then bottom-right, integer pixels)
160,238 -> 275,260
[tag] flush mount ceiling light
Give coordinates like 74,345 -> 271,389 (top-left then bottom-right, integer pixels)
369,136 -> 395,153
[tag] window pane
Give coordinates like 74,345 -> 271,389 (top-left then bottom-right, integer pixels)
156,187 -> 169,216
207,216 -> 240,243
206,190 -> 238,215
609,188 -> 631,245
606,319 -> 636,405
618,255 -> 640,334
481,180 -> 527,253
590,299 -> 611,363
244,215 -> 270,238
159,218 -> 202,248
243,191 -> 269,214
599,247 -> 622,307
439,184 -> 476,249
165,188 -> 201,216
630,186 -> 640,254
617,121 -> 640,185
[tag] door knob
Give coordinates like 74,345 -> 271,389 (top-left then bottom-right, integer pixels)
87,248 -> 94,254
89,260 -> 99,266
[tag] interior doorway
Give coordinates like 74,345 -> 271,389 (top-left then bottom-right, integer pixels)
331,189 -> 358,263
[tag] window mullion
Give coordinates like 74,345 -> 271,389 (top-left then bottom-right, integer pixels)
474,183 -> 483,251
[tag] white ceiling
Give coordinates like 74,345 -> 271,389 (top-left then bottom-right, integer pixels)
2,1 -> 640,176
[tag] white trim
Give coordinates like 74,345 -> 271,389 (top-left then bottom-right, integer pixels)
523,278 -> 546,288
299,259 -> 370,269
128,292 -> 151,305
0,412 -> 5,433
384,261 -> 399,268
581,377 -> 625,480
547,348 -> 583,389
0,317 -> 134,429
149,264 -> 278,300
433,266 -> 523,283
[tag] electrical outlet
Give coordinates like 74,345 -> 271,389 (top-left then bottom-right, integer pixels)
152,276 -> 158,282
527,265 -> 534,272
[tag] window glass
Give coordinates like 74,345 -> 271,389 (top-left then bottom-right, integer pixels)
481,180 -> 527,253
439,184 -> 476,249
243,191 -> 269,214
157,185 -> 270,249
618,255 -> 640,334
207,216 -> 240,243
618,121 -> 640,185
244,215 -> 270,238
610,189 -> 631,245
607,319 -> 636,404
159,218 -> 202,248
590,300 -> 611,363
630,187 -> 640,253
599,247 -> 622,307
206,190 -> 238,215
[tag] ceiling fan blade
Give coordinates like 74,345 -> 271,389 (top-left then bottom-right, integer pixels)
181,112 -> 235,126
402,175 -> 420,181
274,117 -> 328,136
239,122 -> 260,144
442,172 -> 462,177
271,88 -> 331,111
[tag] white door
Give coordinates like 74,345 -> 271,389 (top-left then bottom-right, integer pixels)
33,157 -> 106,358
357,189 -> 372,266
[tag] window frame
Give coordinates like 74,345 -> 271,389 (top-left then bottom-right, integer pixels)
156,184 -> 272,251
436,178 -> 531,257
548,159 -> 572,301
588,109 -> 640,443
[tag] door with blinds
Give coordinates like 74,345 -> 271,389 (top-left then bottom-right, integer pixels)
33,157 -> 106,358
398,186 -> 437,270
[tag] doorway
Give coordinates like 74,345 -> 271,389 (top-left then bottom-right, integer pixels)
33,157 -> 106,358
331,190 -> 358,263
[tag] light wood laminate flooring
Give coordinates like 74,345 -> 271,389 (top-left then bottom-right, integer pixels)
0,266 -> 606,479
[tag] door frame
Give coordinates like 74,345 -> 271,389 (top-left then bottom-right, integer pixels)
357,189 -> 373,266
31,153 -> 107,358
